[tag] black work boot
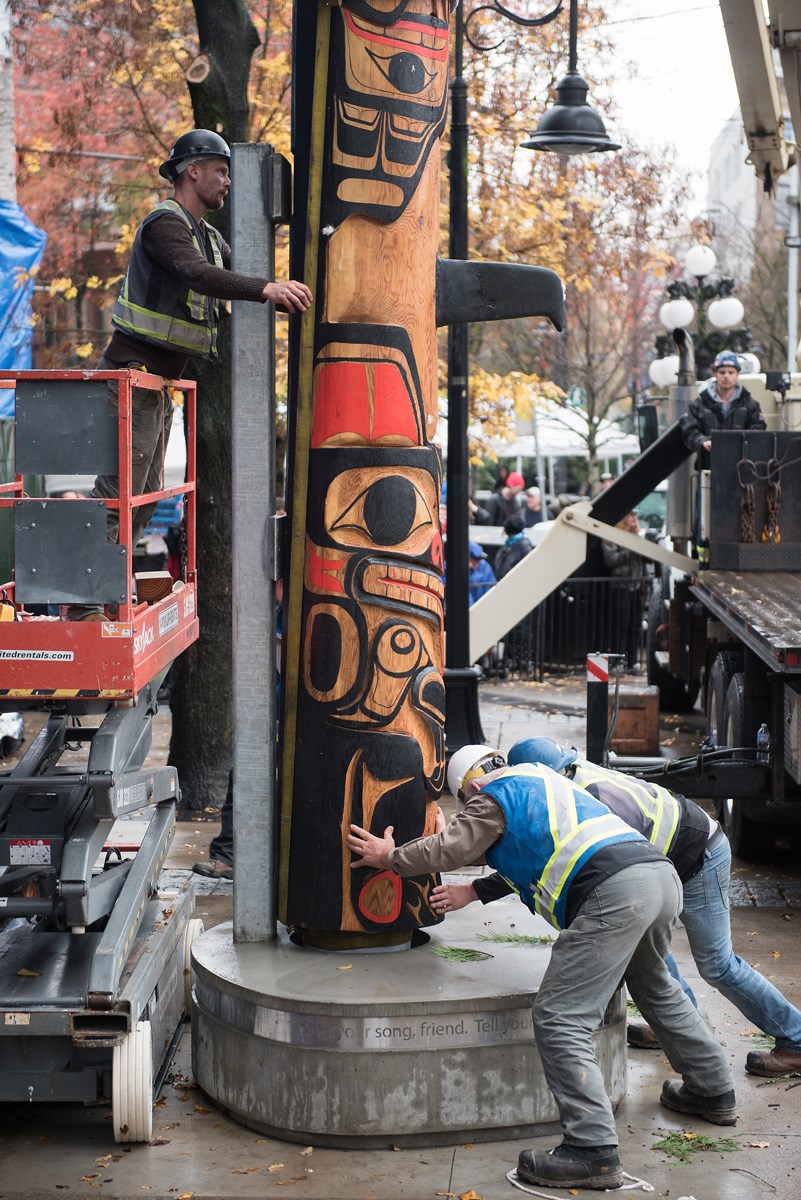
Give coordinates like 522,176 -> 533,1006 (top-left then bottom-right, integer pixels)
660,1080 -> 737,1125
517,1143 -> 623,1190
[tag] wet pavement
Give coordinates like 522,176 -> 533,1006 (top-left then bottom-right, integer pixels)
1,678 -> 800,1198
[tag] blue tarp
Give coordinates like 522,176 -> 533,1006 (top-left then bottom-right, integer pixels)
0,199 -> 47,415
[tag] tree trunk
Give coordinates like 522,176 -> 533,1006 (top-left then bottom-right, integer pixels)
169,0 -> 260,816
0,0 -> 16,203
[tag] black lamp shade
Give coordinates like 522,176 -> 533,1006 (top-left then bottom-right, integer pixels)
522,71 -> 621,156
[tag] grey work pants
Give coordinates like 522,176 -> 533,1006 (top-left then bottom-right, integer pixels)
533,858 -> 733,1147
93,354 -> 174,548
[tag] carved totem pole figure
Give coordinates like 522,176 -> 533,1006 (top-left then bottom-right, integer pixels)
281,0 -> 563,947
280,0 -> 451,947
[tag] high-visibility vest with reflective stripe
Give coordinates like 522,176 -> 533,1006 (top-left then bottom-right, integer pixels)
571,759 -> 680,857
112,199 -> 225,359
485,764 -> 645,930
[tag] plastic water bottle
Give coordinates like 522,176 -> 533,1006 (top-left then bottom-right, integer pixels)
756,723 -> 771,765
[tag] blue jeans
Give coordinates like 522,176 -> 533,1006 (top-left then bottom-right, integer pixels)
668,833 -> 801,1050
535,860 -> 732,1147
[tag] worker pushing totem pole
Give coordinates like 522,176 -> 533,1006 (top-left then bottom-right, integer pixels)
279,0 -> 563,948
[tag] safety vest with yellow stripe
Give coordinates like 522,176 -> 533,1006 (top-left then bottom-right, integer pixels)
111,199 -> 225,359
485,764 -> 645,930
570,758 -> 712,881
571,759 -> 680,856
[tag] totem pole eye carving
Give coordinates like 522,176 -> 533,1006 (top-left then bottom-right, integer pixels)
331,2 -> 450,219
280,0 -> 451,946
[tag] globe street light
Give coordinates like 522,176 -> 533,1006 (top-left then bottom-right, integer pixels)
648,242 -> 754,382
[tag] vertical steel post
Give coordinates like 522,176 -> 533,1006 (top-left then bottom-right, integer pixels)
444,4 -> 485,752
231,142 -> 278,942
788,173 -> 799,374
586,653 -> 609,765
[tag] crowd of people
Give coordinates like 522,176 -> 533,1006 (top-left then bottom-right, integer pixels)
464,465 -> 648,671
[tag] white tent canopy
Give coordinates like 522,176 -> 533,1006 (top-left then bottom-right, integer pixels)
437,398 -> 641,496
494,410 -> 640,498
500,407 -> 639,461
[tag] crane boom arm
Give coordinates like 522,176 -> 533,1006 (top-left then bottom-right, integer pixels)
719,0 -> 799,190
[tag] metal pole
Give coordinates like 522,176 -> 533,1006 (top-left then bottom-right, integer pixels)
444,3 -> 485,751
567,0 -> 578,74
788,171 -> 799,373
230,142 -> 278,942
585,653 -> 609,765
531,401 -> 546,497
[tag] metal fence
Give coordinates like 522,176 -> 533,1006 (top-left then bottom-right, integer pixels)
477,575 -> 655,681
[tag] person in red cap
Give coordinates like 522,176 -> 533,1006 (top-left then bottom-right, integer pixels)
485,469 -> 525,525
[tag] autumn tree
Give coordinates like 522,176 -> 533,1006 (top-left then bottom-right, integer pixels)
712,198 -> 790,371
438,3 -> 686,475
12,0 -> 293,813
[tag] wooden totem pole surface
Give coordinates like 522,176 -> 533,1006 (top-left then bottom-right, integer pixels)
280,0 -> 452,946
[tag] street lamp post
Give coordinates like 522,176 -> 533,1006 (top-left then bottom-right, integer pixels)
648,243 -> 755,386
443,2 -> 477,750
445,0 -> 619,753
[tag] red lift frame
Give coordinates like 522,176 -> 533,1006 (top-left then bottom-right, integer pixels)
0,370 -> 198,700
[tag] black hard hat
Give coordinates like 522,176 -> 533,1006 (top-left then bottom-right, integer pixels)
159,130 -> 231,180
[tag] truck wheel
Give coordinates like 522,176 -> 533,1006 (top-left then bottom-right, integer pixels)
706,650 -> 743,819
721,673 -> 776,859
646,580 -> 698,713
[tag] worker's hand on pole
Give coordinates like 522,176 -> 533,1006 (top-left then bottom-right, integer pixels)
263,279 -> 313,312
347,823 -> 395,870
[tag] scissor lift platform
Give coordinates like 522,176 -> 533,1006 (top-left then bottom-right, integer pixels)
0,584 -> 198,700
0,370 -> 202,1140
0,369 -> 199,699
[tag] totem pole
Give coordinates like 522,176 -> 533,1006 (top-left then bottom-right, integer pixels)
280,0 -> 563,948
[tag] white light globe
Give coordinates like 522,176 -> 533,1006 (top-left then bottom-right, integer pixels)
648,358 -> 666,386
739,352 -> 761,374
659,297 -> 695,330
684,244 -> 717,277
660,354 -> 680,385
707,296 -> 745,329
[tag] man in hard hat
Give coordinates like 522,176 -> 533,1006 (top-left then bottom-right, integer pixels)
91,129 -> 312,558
680,350 -> 765,471
440,737 -> 801,1080
347,744 -> 735,1192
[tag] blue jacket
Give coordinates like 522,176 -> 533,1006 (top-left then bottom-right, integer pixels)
485,765 -> 644,930
469,558 -> 496,605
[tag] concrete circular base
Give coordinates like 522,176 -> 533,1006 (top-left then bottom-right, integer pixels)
191,893 -> 627,1147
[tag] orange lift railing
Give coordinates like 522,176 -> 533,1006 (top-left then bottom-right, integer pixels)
0,370 -> 198,700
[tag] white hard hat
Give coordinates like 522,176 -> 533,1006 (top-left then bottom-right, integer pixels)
447,744 -> 507,802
